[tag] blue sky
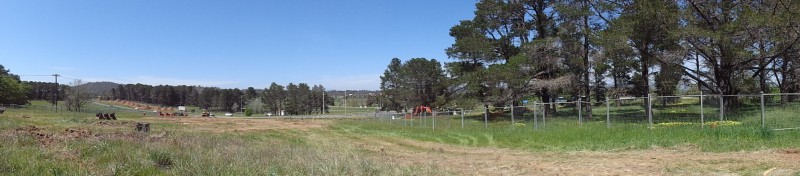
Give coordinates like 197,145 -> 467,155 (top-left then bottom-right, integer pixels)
0,0 -> 476,90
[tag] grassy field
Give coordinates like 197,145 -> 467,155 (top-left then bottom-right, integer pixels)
96,100 -> 379,117
359,97 -> 800,152
0,103 -> 446,175
327,106 -> 379,115
347,117 -> 800,152
1,100 -> 799,175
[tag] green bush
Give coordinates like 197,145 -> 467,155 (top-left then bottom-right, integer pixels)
244,109 -> 253,117
149,150 -> 173,169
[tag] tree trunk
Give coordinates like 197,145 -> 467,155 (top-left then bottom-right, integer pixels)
540,88 -> 552,117
582,5 -> 593,120
716,61 -> 741,110
642,54 -> 651,120
758,44 -> 768,94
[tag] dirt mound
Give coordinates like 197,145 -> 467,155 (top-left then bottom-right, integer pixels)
782,149 -> 800,154
13,125 -> 170,146
92,120 -> 133,126
14,126 -> 107,146
63,128 -> 97,139
15,125 -> 54,145
15,125 -> 41,132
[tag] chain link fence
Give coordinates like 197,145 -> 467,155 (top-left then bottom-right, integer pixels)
4,93 -> 799,131
763,93 -> 800,130
369,93 -> 800,131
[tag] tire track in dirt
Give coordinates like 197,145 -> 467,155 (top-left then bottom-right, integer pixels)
313,131 -> 800,175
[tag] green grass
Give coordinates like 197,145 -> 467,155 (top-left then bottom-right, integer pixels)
3,98 -> 799,174
0,105 -> 448,175
326,106 -> 379,115
340,117 -> 800,152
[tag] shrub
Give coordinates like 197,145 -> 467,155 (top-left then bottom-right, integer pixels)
149,150 -> 173,169
245,109 -> 253,117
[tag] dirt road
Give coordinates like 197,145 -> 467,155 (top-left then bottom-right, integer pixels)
335,134 -> 800,175
142,117 -> 800,175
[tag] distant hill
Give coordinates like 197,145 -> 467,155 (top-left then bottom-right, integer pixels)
78,81 -> 120,94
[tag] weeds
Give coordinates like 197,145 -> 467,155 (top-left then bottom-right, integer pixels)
148,150 -> 173,169
0,106 -> 448,175
342,117 -> 800,152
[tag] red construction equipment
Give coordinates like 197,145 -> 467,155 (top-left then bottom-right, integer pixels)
413,106 -> 432,115
404,105 -> 432,119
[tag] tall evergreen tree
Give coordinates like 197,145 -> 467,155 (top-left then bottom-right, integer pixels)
0,65 -> 30,105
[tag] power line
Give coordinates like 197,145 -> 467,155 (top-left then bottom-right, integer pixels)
17,74 -> 66,107
19,74 -> 82,80
59,76 -> 80,80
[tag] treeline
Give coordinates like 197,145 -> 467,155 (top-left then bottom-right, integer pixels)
380,58 -> 448,111
24,81 -> 67,104
0,65 -> 30,105
325,90 -> 381,107
109,84 -> 252,112
381,1 -> 800,116
109,82 -> 332,115
1,63 -> 335,115
262,82 -> 333,115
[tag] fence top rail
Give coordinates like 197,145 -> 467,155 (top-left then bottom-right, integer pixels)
656,95 -> 702,98
763,93 -> 800,96
720,94 -> 762,97
516,93 -> 800,106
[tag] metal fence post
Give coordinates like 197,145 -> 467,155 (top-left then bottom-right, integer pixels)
700,92 -> 705,128
520,105 -> 525,127
447,110 -> 451,129
648,94 -> 653,129
421,111 -> 425,127
511,105 -> 515,126
606,97 -> 610,128
432,111 -> 436,131
719,94 -> 724,121
484,105 -> 488,129
533,102 -> 538,130
578,97 -> 583,127
542,103 -> 546,129
760,92 -> 765,128
461,108 -> 465,129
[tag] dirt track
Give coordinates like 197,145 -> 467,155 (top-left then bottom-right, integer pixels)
142,117 -> 800,175
333,134 -> 800,175
140,117 -> 331,132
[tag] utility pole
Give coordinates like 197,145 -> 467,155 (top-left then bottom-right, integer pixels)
52,74 -> 60,107
345,90 -> 347,115
322,90 -> 325,114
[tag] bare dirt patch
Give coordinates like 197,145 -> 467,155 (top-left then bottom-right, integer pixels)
327,134 -> 800,175
14,126 -> 101,146
14,125 -> 54,145
140,117 -> 330,133
10,125 -> 169,146
91,120 -> 133,127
